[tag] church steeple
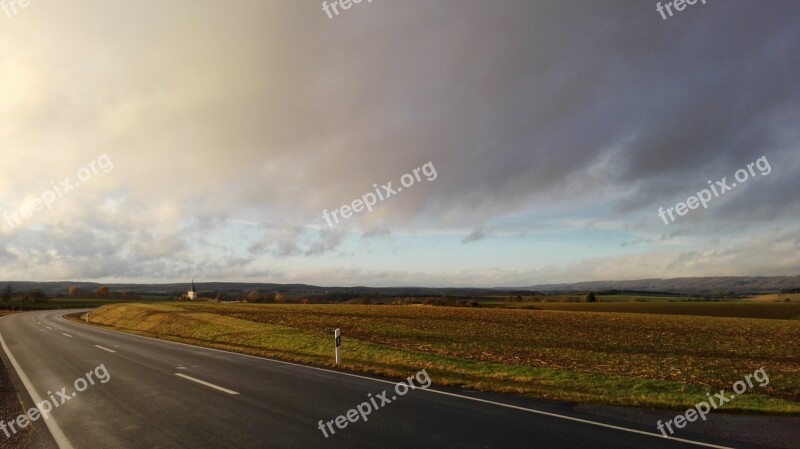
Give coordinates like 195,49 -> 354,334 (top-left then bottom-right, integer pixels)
188,279 -> 198,300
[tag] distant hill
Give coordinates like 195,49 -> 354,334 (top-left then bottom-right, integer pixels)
524,276 -> 800,294
1,275 -> 798,297
0,281 -> 505,297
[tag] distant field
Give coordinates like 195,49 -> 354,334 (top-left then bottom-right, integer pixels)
86,302 -> 800,414
746,293 -> 800,302
596,294 -> 695,302
3,297 -> 168,311
485,294 -> 697,303
482,301 -> 800,319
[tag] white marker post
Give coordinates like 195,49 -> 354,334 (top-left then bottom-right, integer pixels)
334,328 -> 341,364
86,312 -> 90,323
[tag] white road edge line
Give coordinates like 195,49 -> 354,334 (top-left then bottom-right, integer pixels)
46,326 -> 52,330
0,318 -> 75,449
61,333 -> 72,338
61,312 -> 732,449
174,373 -> 239,395
94,345 -> 116,353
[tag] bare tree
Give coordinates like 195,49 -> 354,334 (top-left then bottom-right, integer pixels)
119,291 -> 139,300
1,285 -> 12,310
26,290 -> 48,306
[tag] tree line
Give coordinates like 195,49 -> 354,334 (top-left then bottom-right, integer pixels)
0,284 -> 140,309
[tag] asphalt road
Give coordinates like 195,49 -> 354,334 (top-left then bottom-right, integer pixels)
0,310 -> 764,449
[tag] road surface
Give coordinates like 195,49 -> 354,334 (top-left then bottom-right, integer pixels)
0,310 -> 763,449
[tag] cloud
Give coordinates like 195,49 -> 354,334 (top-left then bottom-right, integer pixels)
0,1 -> 797,285
305,228 -> 347,256
462,229 -> 487,244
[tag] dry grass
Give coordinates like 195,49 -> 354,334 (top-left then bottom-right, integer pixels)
86,302 -> 800,413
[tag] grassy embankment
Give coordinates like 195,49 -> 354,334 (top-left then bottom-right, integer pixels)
85,302 -> 800,413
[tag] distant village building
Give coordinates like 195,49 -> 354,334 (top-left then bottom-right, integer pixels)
187,280 -> 198,301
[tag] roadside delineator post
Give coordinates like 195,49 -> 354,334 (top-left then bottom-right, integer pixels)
334,328 -> 341,364
86,312 -> 90,323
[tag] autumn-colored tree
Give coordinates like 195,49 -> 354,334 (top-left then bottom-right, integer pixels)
246,291 -> 262,303
96,286 -> 110,299
68,285 -> 80,299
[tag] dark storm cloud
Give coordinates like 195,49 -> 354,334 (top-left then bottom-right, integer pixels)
289,0 -> 800,230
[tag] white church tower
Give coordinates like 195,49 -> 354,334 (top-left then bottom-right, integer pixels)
188,280 -> 198,300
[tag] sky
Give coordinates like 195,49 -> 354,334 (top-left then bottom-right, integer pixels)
0,0 -> 798,287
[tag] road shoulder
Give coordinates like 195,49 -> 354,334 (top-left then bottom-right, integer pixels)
0,316 -> 54,449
